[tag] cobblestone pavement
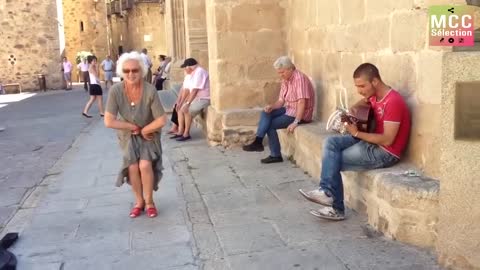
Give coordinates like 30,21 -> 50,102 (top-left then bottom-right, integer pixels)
1,118 -> 440,269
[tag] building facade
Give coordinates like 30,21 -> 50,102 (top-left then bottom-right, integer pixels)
0,0 -> 64,91
62,0 -> 109,82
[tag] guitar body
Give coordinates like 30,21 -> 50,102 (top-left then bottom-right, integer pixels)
347,99 -> 374,132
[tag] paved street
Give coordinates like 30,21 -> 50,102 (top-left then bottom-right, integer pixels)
1,89 -> 440,269
0,87 -> 99,231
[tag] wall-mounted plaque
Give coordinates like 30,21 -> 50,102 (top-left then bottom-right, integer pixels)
455,81 -> 480,140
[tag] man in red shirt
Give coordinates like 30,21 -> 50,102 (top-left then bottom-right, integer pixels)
243,56 -> 315,164
300,63 -> 411,220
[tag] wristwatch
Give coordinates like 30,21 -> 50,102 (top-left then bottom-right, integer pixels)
293,119 -> 300,125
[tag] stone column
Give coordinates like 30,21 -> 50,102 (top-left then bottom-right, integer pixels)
184,0 -> 208,70
205,0 -> 286,146
165,0 -> 187,82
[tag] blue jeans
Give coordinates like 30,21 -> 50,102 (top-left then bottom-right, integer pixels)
256,107 -> 295,158
319,135 -> 399,213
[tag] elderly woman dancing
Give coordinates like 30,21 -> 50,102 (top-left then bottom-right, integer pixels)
104,52 -> 167,218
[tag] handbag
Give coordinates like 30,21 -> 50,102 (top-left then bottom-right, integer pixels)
326,88 -> 374,134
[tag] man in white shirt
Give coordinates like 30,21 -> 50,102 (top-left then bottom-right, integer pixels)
170,58 -> 210,142
101,55 -> 115,90
140,48 -> 153,83
77,58 -> 89,91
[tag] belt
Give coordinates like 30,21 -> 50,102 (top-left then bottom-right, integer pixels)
104,70 -> 112,72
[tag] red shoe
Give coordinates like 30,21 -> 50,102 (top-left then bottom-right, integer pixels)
129,206 -> 144,218
146,205 -> 157,218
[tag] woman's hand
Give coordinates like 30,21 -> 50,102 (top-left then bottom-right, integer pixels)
141,128 -> 154,141
131,124 -> 141,135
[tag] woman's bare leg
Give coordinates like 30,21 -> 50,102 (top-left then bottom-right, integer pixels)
128,162 -> 144,206
183,112 -> 192,137
168,123 -> 178,133
139,160 -> 154,206
176,110 -> 185,136
83,96 -> 96,115
97,95 -> 105,115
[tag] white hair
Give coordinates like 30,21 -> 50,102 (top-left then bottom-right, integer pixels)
116,51 -> 148,78
273,56 -> 295,70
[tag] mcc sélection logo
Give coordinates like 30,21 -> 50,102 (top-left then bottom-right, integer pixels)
429,5 -> 476,46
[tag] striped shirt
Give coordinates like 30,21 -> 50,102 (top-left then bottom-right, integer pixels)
279,69 -> 315,122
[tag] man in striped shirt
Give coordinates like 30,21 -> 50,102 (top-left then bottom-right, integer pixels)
243,56 -> 315,164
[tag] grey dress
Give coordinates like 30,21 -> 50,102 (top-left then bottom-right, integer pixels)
106,82 -> 165,191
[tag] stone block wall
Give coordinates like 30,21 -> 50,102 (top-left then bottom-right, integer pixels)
437,52 -> 480,270
285,0 -> 471,179
63,0 -> 109,82
184,0 -> 209,70
0,0 -> 63,90
122,3 -> 167,70
205,0 -> 287,146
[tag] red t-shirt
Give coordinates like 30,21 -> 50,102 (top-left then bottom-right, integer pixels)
369,89 -> 411,158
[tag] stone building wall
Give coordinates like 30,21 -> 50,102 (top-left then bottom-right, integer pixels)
205,0 -> 287,145
0,0 -> 63,91
437,52 -> 480,270
62,0 -> 109,82
184,0 -> 209,70
107,3 -> 167,74
285,0 -> 471,179
125,3 -> 167,70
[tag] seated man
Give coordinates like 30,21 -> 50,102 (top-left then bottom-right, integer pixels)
243,56 -> 315,164
299,63 -> 411,220
171,58 -> 210,141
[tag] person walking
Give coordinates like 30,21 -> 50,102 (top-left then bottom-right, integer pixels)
104,51 -> 167,218
82,55 -> 105,118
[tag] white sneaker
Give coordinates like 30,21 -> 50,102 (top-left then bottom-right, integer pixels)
299,189 -> 333,206
310,206 -> 345,221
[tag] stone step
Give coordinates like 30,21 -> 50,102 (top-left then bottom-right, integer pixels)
279,122 -> 439,248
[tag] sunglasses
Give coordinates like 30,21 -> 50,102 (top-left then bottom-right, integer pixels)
123,68 -> 140,74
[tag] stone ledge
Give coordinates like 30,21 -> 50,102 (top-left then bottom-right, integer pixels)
279,122 -> 439,248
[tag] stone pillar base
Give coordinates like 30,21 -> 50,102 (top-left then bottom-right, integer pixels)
199,106 -> 263,147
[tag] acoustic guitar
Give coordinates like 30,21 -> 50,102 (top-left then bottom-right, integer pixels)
340,99 -> 374,133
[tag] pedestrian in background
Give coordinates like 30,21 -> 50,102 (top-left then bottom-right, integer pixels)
140,48 -> 153,83
104,51 -> 167,218
82,55 -> 105,118
77,58 -> 90,92
62,57 -> 73,90
101,55 -> 115,91
153,55 -> 171,91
